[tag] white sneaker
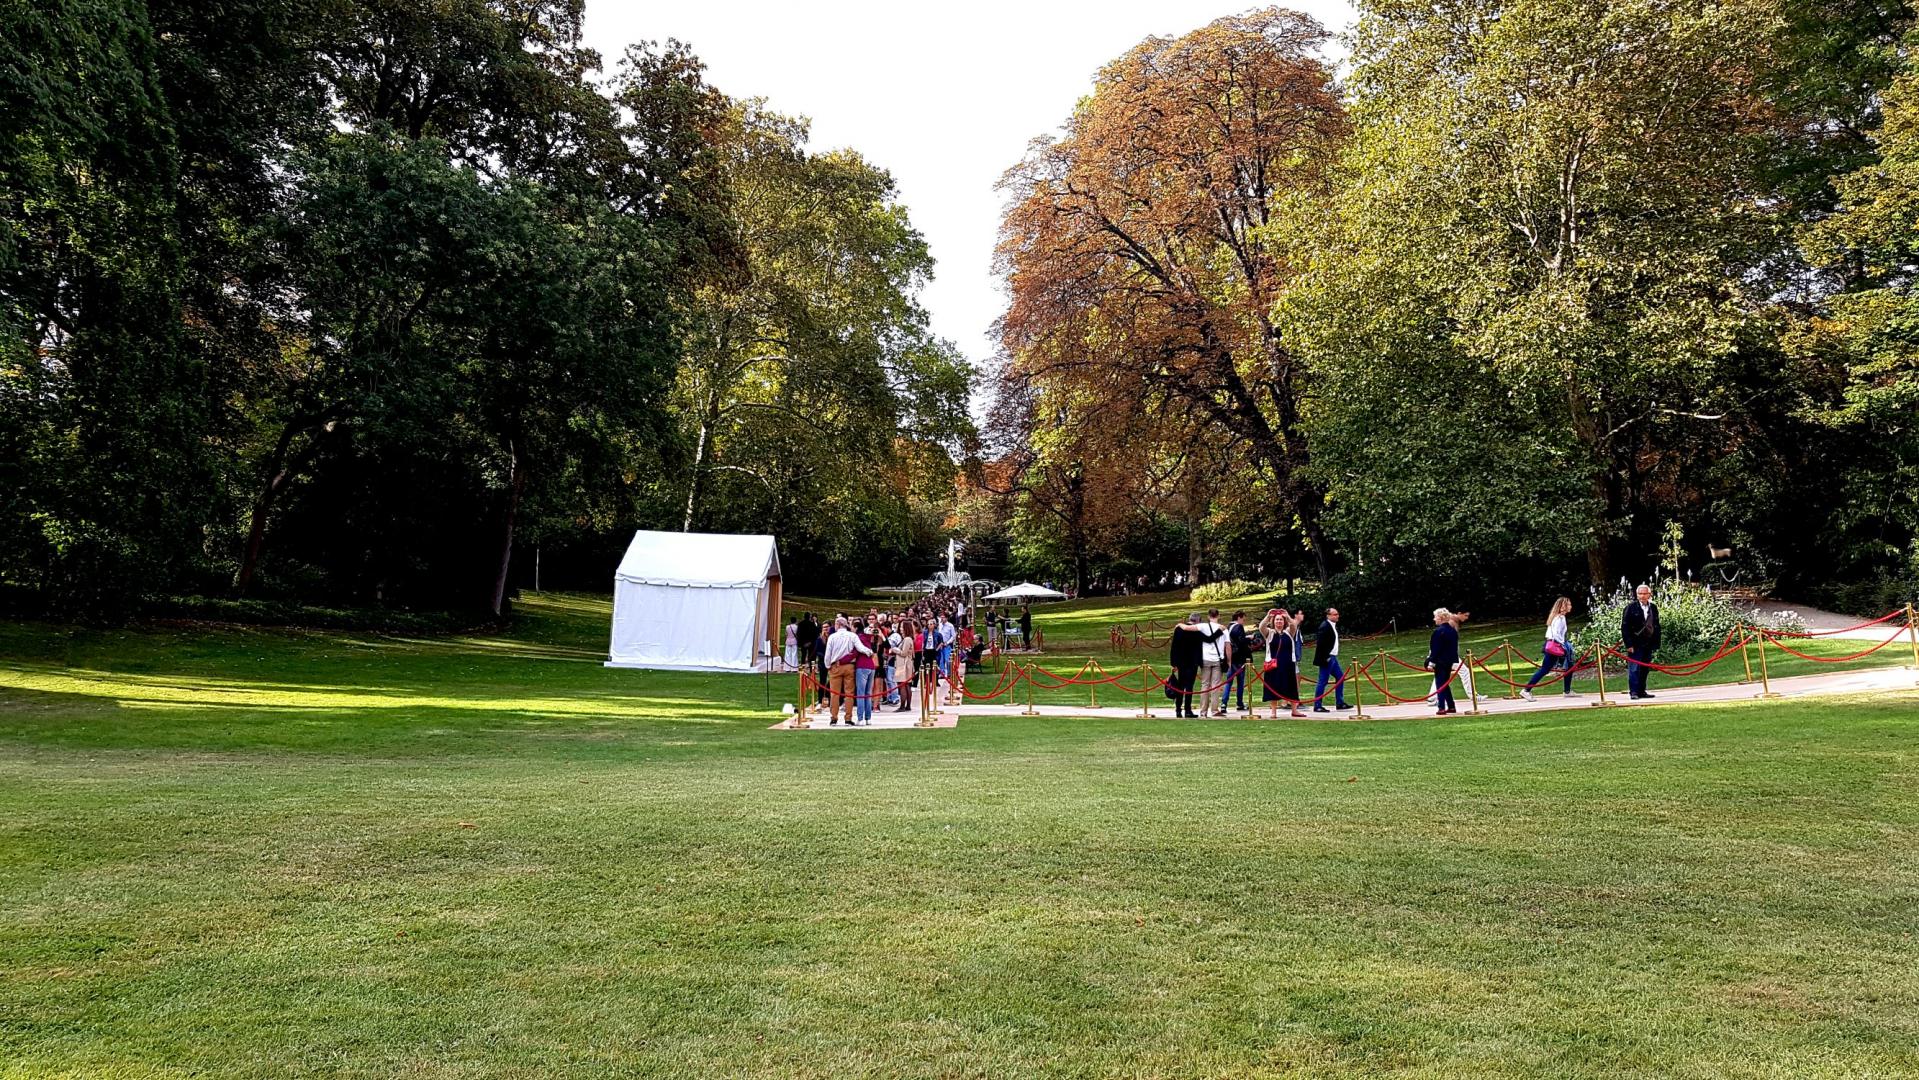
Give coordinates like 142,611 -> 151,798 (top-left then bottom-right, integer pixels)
1520,689 -> 1535,702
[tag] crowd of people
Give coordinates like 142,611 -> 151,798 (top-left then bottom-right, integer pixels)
782,589 -> 994,726
781,585 -> 1665,723
1158,589 -> 1663,716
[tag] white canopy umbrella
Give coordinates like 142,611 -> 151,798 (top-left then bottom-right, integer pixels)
981,582 -> 1068,602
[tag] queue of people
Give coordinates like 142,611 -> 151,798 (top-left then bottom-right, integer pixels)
1153,590 -> 1655,716
787,592 -> 983,725
786,588 -> 1660,722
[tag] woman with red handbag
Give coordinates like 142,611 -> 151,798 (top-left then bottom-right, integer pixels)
1520,596 -> 1577,700
1259,610 -> 1306,718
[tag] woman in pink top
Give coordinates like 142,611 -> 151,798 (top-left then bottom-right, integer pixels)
854,620 -> 880,726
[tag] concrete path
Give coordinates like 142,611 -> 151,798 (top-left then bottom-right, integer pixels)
771,664 -> 1916,729
1756,600 -> 1914,640
945,664 -> 1918,724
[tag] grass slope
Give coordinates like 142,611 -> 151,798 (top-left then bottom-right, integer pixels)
1,594 -> 1916,1078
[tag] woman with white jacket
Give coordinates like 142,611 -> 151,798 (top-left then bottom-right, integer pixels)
1521,597 -> 1577,700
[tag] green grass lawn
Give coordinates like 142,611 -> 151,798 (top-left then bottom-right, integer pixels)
3,593 -> 1917,1077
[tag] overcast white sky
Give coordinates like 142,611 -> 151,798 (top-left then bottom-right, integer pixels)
583,1 -> 1357,371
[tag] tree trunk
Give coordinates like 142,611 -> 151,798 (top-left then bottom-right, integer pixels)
235,421 -> 300,596
489,438 -> 527,618
681,402 -> 716,532
235,416 -> 336,595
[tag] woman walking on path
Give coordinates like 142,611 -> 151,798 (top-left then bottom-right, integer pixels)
1521,597 -> 1577,700
1426,608 -> 1461,715
1260,610 -> 1306,719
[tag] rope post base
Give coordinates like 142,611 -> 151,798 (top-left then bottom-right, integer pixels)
1755,633 -> 1782,699
1464,651 -> 1485,715
1591,650 -> 1620,707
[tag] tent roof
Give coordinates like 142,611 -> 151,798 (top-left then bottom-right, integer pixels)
981,582 -> 1067,601
614,531 -> 780,588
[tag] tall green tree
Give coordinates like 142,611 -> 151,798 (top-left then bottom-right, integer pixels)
671,101 -> 971,590
1793,33 -> 1919,590
1284,0 -> 1798,587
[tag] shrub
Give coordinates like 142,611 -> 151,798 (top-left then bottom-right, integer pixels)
1190,579 -> 1272,605
1573,579 -> 1801,663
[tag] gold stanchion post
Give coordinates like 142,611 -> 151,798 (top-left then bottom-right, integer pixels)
1464,650 -> 1484,715
1592,648 -> 1619,707
1739,627 -> 1755,684
1503,640 -> 1518,700
1351,662 -> 1368,720
1023,662 -> 1039,716
1756,631 -> 1782,699
1139,663 -> 1153,719
795,671 -> 810,729
1907,602 -> 1919,678
1088,661 -> 1101,710
1004,663 -> 1019,707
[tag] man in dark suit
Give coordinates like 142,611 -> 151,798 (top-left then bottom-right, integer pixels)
1620,584 -> 1661,699
1312,607 -> 1351,712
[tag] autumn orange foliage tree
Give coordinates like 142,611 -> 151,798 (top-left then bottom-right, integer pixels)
994,7 -> 1346,580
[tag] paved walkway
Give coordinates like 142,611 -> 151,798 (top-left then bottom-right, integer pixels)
945,664 -> 1917,724
773,664 -> 1917,729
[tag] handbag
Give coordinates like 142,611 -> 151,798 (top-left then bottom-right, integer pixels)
1262,658 -> 1278,672
1543,639 -> 1567,659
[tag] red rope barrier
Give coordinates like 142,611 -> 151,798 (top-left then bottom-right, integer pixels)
1360,659 -> 1464,704
1596,627 -> 1745,677
1758,630 -> 1907,664
956,664 -> 1023,701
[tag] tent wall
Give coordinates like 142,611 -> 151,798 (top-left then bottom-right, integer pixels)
609,580 -> 766,671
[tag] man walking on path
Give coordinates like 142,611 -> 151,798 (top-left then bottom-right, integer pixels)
1313,607 -> 1351,712
820,616 -> 872,725
1622,584 -> 1661,699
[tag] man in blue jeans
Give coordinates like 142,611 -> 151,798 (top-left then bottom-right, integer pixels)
1221,611 -> 1252,713
1313,606 -> 1352,712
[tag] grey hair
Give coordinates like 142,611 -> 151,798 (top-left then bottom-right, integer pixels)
1433,607 -> 1452,621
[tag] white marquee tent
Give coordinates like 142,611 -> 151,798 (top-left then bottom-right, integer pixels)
605,531 -> 782,673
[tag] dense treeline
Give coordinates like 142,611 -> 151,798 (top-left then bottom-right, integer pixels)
984,0 -> 1919,617
0,0 -> 971,618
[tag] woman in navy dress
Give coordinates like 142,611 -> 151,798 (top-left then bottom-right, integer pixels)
1260,610 -> 1306,718
1426,607 -> 1461,715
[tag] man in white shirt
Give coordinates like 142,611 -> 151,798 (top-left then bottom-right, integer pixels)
1199,607 -> 1227,717
820,616 -> 871,725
